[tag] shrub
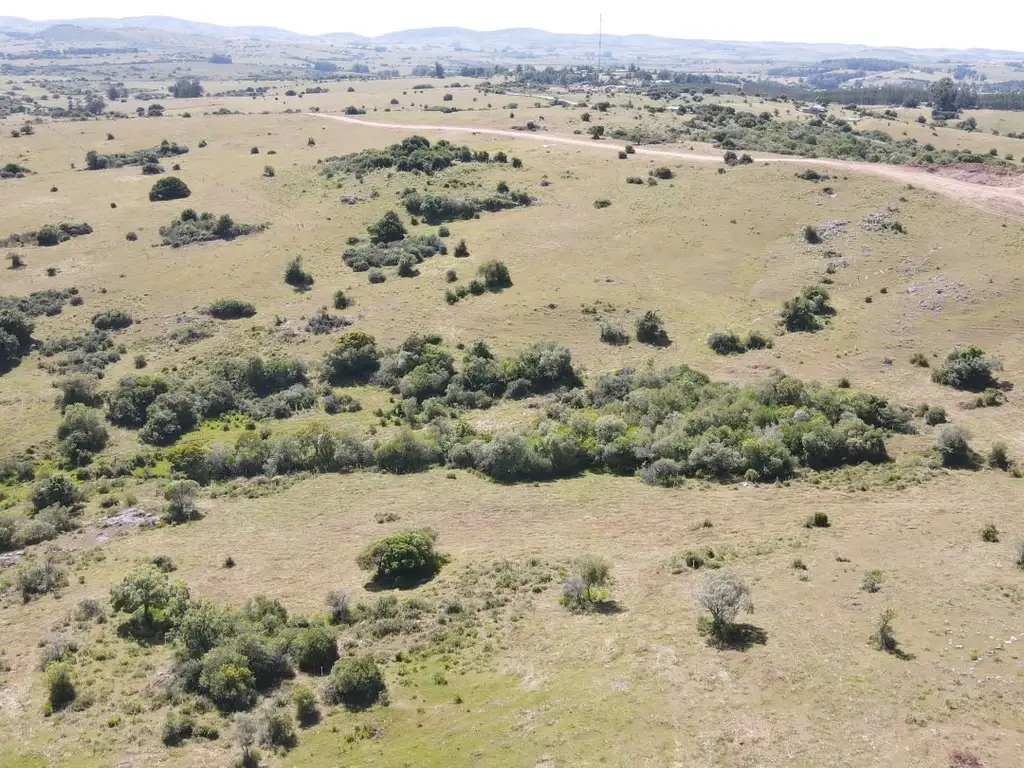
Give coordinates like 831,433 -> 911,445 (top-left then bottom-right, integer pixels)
932,346 -> 1001,391
149,176 -> 191,202
326,589 -> 351,624
57,404 -> 109,465
125,231 -> 138,241
356,528 -> 444,585
284,256 -> 314,289
374,429 -> 438,475
707,331 -> 745,355
109,563 -> 177,627
199,647 -> 257,712
453,239 -> 469,258
1015,542 -> 1024,570
159,209 -> 266,247
259,709 -> 297,751
322,330 -> 380,384
987,441 -> 1010,470
923,406 -> 947,425
141,163 -> 165,175
561,555 -> 612,610
332,290 -> 350,310
323,655 -> 386,710
55,374 -> 103,410
635,310 -> 669,345
15,558 -> 69,602
600,322 -> 629,345
779,285 -> 833,332
593,198 -> 612,209
30,474 -> 79,511
438,225 -> 450,237
478,260 -> 512,291
263,165 -> 275,178
869,608 -> 899,653
287,626 -> 339,675
909,352 -> 929,367
162,711 -> 195,746
803,224 -> 822,244
804,511 -> 830,528
744,330 -> 772,350
651,166 -> 673,179
91,310 -> 133,331
980,523 -> 999,543
694,571 -> 753,637
936,424 -> 971,467
292,684 -> 320,726
367,211 -> 407,244
250,146 -> 259,154
367,269 -> 386,284
43,661 -> 76,712
861,570 -> 883,593
164,479 -> 200,524
207,298 -> 256,320
397,254 -> 417,277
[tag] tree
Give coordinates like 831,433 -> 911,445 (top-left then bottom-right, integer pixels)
109,563 -> 175,626
367,210 -> 407,244
635,310 -> 669,345
694,571 -> 754,634
562,555 -> 612,608
30,474 -> 78,511
929,77 -> 957,112
434,61 -> 445,79
56,404 -> 109,466
170,77 -> 203,98
164,479 -> 200,523
323,655 -> 386,710
322,330 -> 381,384
356,528 -> 444,586
233,713 -> 261,767
589,125 -> 605,140
149,176 -> 191,202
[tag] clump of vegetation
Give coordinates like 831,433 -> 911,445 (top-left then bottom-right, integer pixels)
560,555 -> 613,611
651,166 -> 673,179
322,135 -> 508,177
935,424 -> 972,467
931,346 -> 1002,391
861,569 -> 883,593
356,528 -> 446,587
1,162 -> 32,179
869,608 -> 900,654
85,140 -> 188,170
343,234 -> 445,273
401,188 -> 532,225
593,198 -> 612,209
694,571 -> 754,643
0,222 -> 92,248
15,557 -> 69,602
707,331 -> 745,355
804,511 -> 830,528
367,211 -> 407,244
780,285 -> 834,332
91,309 -> 133,331
600,322 -> 629,345
980,523 -> 1000,543
909,352 -> 930,368
635,311 -> 669,345
478,260 -> 512,291
159,209 -> 267,247
322,655 -> 386,710
149,176 -> 191,202
206,298 -> 256,320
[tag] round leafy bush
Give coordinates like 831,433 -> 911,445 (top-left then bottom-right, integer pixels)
149,176 -> 191,202
931,346 -> 1001,391
323,655 -> 386,710
356,528 -> 444,585
286,626 -> 339,675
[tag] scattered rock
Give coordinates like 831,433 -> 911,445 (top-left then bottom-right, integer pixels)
99,507 -> 159,529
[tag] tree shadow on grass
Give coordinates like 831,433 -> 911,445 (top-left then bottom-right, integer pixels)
590,599 -> 626,615
704,622 -> 768,651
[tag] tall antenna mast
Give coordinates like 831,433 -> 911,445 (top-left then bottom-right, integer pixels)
597,14 -> 602,84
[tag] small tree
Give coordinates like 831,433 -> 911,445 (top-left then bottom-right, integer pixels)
164,479 -> 200,523
356,528 -> 444,586
326,589 -> 351,624
478,260 -> 512,290
932,346 -> 1001,391
453,239 -> 469,258
109,563 -> 174,627
870,608 -> 899,653
562,555 -> 612,610
149,176 -> 191,202
323,654 -> 386,710
936,424 -> 971,467
635,310 -> 669,345
233,713 -> 261,768
292,684 -> 320,726
284,256 -> 314,289
694,571 -> 753,636
367,211 -> 406,244
43,661 -> 76,712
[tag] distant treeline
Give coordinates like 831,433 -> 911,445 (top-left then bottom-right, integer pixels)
1,47 -> 140,59
745,80 -> 1024,110
768,58 -> 909,76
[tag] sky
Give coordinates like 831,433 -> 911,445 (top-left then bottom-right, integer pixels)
11,0 -> 1024,51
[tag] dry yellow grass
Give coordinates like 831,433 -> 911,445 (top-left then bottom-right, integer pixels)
1,73 -> 1024,768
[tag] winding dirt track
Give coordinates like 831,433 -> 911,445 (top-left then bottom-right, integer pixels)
319,113 -> 1024,219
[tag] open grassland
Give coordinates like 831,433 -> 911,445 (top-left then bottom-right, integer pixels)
1,71 -> 1024,768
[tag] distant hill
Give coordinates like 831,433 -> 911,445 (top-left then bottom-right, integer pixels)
1,16 -> 1022,61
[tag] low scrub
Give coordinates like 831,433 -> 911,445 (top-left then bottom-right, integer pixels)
85,139 -> 188,170
931,346 -> 1002,391
780,285 -> 834,332
206,298 -> 256,320
356,528 -> 446,586
159,209 -> 267,248
0,222 -> 92,248
149,176 -> 191,202
402,188 -> 532,224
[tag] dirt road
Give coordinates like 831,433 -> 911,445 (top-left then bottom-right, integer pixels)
319,113 -> 1024,219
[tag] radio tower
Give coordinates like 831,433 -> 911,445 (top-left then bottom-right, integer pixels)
596,14 -> 603,85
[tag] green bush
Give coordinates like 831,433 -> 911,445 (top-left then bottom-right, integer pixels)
43,661 -> 76,712
453,239 -> 469,258
57,404 -> 109,465
980,523 -> 999,543
199,646 -> 257,712
374,428 -> 438,475
322,655 -> 386,710
593,198 -> 612,209
935,424 -> 971,467
206,298 -> 256,320
909,352 -> 929,367
286,626 -> 339,675
707,331 -> 745,355
988,441 -> 1010,470
600,322 -> 629,345
322,330 -> 381,384
367,211 -> 407,244
91,309 -> 133,331
367,268 -> 386,284
259,709 -> 297,751
780,285 -> 834,332
15,557 -> 69,602
162,711 -> 195,746
149,176 -> 191,202
635,310 -> 669,345
651,166 -> 673,179
804,511 -> 830,528
744,330 -> 772,350
30,474 -> 79,511
356,528 -> 445,586
292,684 -> 320,726
931,346 -> 1001,391
284,257 -> 314,289
478,260 -> 512,291
332,290 -> 351,310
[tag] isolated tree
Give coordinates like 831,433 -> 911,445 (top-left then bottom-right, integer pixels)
694,570 -> 754,634
434,61 -> 445,79
233,713 -> 261,768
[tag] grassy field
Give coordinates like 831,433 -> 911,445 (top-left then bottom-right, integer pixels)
2,59 -> 1024,768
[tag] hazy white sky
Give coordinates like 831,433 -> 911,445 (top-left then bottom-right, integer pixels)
13,0 -> 1024,51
